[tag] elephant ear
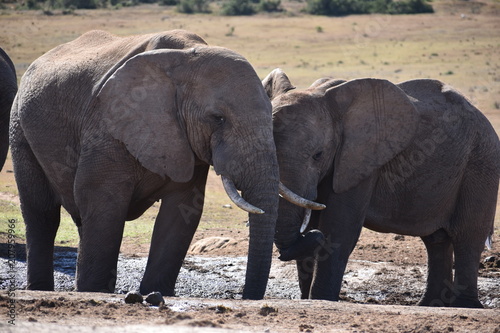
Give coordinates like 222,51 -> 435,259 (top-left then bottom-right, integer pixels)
262,68 -> 295,101
96,49 -> 195,182
326,78 -> 420,193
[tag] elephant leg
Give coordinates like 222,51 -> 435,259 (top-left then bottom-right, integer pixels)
140,164 -> 209,296
74,159 -> 135,292
310,175 -> 377,301
11,129 -> 61,290
418,229 -> 453,307
448,173 -> 497,308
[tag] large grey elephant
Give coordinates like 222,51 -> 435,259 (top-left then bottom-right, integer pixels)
10,30 -> 310,299
264,68 -> 500,308
0,47 -> 17,171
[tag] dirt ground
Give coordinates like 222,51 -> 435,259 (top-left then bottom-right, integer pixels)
2,224 -> 500,332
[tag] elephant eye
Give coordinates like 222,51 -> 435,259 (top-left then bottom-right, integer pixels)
312,151 -> 323,161
212,115 -> 226,125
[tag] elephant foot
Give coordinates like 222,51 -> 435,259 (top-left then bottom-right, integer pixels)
417,296 -> 451,307
278,229 -> 325,261
418,295 -> 483,308
140,284 -> 175,297
450,296 -> 484,309
26,283 -> 54,291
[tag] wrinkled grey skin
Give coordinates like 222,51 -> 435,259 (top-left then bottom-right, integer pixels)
264,69 -> 500,308
10,30 -> 279,299
0,47 -> 17,171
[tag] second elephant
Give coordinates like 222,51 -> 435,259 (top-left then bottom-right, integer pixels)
264,69 -> 500,308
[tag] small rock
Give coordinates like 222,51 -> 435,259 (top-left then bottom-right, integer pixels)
483,256 -> 496,263
124,291 -> 143,304
145,291 -> 164,306
222,204 -> 232,209
215,304 -> 232,313
259,304 -> 277,316
394,235 -> 405,241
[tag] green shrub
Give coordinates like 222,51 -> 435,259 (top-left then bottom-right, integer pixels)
60,0 -> 107,9
177,0 -> 210,13
257,0 -> 282,12
159,0 -> 178,5
221,0 -> 255,15
306,0 -> 433,16
387,0 -> 433,14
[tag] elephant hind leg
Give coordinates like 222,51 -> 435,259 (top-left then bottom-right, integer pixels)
419,229 -> 453,307
11,131 -> 61,290
448,173 -> 498,308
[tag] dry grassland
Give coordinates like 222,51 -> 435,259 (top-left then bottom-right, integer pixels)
0,0 -> 499,243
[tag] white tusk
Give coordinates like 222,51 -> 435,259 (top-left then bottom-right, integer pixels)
300,209 -> 312,233
221,176 -> 265,215
279,183 -> 326,210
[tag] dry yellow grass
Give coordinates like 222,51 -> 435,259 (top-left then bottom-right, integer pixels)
0,1 -> 499,245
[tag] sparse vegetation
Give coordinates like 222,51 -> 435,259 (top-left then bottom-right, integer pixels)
305,0 -> 434,16
220,0 -> 255,15
176,0 -> 210,13
6,0 -> 432,14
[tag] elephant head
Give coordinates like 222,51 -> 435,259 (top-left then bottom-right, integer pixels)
0,47 -> 17,171
263,68 -> 419,260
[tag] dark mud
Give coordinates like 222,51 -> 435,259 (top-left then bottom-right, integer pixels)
1,250 -> 499,308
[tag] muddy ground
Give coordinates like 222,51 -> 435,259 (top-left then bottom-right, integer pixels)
1,227 -> 499,332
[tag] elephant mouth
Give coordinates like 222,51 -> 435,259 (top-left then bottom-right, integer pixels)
278,229 -> 325,262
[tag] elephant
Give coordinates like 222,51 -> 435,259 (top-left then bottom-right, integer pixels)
10,30 -> 313,299
0,47 -> 17,171
263,68 -> 500,308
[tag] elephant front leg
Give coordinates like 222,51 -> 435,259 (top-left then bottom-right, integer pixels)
74,158 -> 135,292
140,165 -> 209,296
75,187 -> 130,292
310,176 -> 376,301
309,234 -> 358,300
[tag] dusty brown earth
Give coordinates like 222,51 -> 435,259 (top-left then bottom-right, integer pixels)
2,225 -> 499,332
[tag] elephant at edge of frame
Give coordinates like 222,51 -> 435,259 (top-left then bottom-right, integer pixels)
0,47 -> 17,171
263,68 -> 500,308
9,30 -> 319,299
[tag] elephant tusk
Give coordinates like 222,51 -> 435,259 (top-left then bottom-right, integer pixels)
279,183 -> 326,210
300,209 -> 312,234
221,176 -> 265,215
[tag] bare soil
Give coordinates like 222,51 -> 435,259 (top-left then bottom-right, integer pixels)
2,223 -> 500,332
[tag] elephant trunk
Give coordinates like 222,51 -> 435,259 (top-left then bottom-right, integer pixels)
274,200 -> 325,262
240,168 -> 279,299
